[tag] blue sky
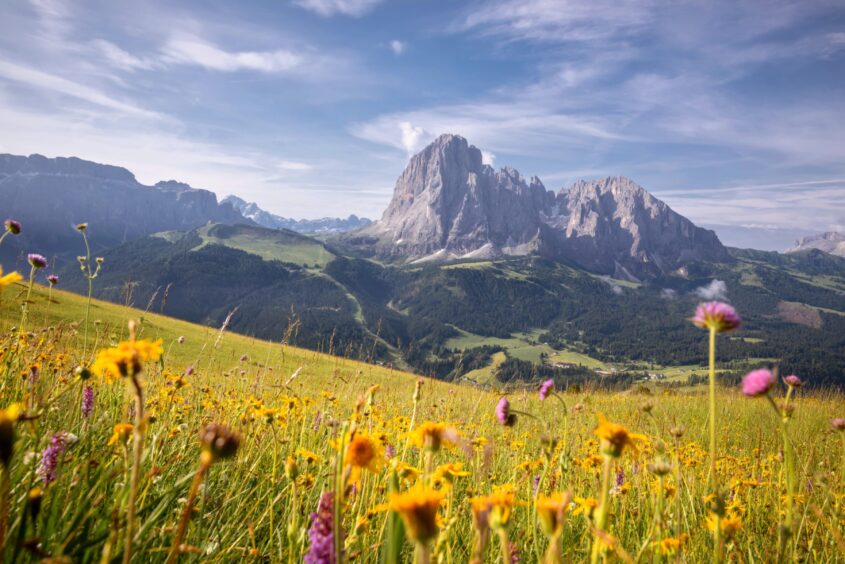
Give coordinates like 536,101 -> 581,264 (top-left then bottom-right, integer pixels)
1,0 -> 844,250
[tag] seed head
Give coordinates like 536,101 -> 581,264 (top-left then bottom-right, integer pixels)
200,423 -> 240,463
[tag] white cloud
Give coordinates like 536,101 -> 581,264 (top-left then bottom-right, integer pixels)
161,35 -> 302,73
481,150 -> 496,166
0,58 -> 165,120
398,122 -> 431,156
389,40 -> 406,56
91,39 -> 157,71
694,279 -> 728,301
660,288 -> 677,300
293,0 -> 383,17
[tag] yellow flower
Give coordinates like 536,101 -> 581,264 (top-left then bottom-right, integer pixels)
409,422 -> 457,452
471,485 -> 518,529
594,413 -> 645,457
572,496 -> 599,518
433,462 -> 471,486
345,432 -> 385,482
108,423 -> 134,446
394,461 -> 421,483
0,403 -> 24,467
296,447 -> 321,465
653,534 -> 688,556
91,338 -> 163,381
536,491 -> 572,537
389,485 -> 444,544
0,267 -> 22,289
705,512 -> 742,539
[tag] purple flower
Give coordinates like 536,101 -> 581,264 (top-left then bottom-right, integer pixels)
81,385 -> 94,418
46,274 -> 59,286
27,254 -> 48,270
38,433 -> 67,486
305,491 -> 337,564
4,219 -> 21,235
539,379 -> 555,400
185,365 -> 195,376
742,369 -> 775,397
615,468 -> 624,488
783,374 -> 803,388
496,397 -> 516,427
692,301 -> 741,333
832,418 -> 845,432
385,444 -> 395,459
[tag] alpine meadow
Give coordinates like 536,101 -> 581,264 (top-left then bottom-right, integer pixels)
2,1 -> 845,563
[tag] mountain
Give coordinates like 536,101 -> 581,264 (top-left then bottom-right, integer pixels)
0,153 -> 248,263
223,195 -> 372,233
786,232 -> 845,257
346,134 -> 727,279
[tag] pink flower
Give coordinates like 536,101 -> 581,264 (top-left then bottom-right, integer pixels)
742,369 -> 775,397
539,379 -> 555,400
27,253 -> 48,269
783,374 -> 802,388
496,397 -> 515,426
832,418 -> 845,432
692,301 -> 741,333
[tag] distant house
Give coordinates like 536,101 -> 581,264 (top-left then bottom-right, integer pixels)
552,361 -> 578,369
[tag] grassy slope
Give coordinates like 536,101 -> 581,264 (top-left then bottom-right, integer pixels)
0,280 -> 433,398
192,224 -> 335,268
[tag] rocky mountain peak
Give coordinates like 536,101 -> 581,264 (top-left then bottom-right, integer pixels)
351,135 -> 727,278
786,231 -> 845,257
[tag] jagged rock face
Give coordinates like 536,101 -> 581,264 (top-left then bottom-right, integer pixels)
222,195 -> 372,233
555,177 -> 728,278
359,135 -> 553,260
352,134 -> 728,278
786,232 -> 845,257
0,154 -> 247,262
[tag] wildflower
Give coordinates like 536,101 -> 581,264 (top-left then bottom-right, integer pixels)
471,485 -> 517,530
38,433 -> 67,486
572,496 -> 599,518
178,335 -> 185,344
345,433 -> 384,481
390,485 -> 444,543
46,274 -> 59,285
594,414 -> 644,457
4,219 -> 21,235
692,301 -> 741,333
75,223 -> 88,231
0,267 -> 23,289
27,253 -> 48,269
27,488 -> 42,523
81,385 -> 94,418
536,491 -> 572,537
108,423 -> 134,446
539,379 -> 555,400
305,492 -> 337,564
653,534 -> 688,556
705,512 -> 742,539
0,404 -> 23,467
496,397 -> 516,426
199,423 -> 240,463
832,418 -> 845,431
742,369 -> 775,397
783,374 -> 802,388
410,422 -> 457,452
90,338 -> 163,381
433,462 -> 471,486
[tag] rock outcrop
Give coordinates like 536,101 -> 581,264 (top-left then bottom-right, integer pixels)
786,232 -> 845,257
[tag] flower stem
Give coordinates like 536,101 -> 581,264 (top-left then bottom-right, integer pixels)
591,454 -> 613,564
166,460 -> 210,564
124,374 -> 145,564
708,327 -> 717,491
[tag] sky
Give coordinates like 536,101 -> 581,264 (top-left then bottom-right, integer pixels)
1,0 -> 844,251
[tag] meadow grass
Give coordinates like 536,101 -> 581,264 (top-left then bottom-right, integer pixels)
0,281 -> 844,562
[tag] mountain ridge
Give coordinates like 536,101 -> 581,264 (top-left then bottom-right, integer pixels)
786,231 -> 845,257
348,134 -> 727,279
222,195 -> 372,233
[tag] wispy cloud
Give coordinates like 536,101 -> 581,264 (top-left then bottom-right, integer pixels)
161,35 -> 302,73
293,0 -> 383,17
389,40 -> 406,56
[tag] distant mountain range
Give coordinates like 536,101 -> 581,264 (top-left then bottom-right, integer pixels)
343,135 -> 726,280
787,232 -> 845,257
222,195 -> 372,233
4,140 -> 845,387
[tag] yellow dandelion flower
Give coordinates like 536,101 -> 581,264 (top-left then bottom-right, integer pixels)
653,534 -> 688,556
345,432 -> 385,482
91,338 -> 163,382
409,421 -> 457,452
0,267 -> 22,289
594,413 -> 646,457
433,462 -> 471,486
389,485 -> 444,544
471,485 -> 518,529
536,491 -> 572,537
572,496 -> 599,518
108,423 -> 134,446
